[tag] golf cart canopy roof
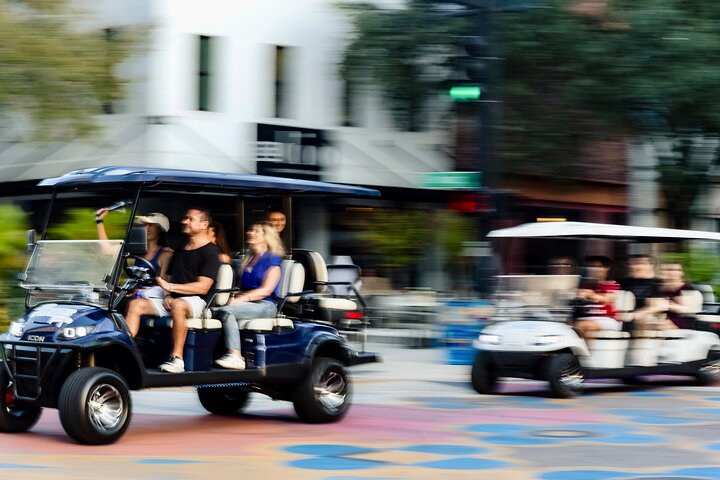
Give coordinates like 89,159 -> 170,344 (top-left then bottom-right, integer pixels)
487,221 -> 720,242
38,166 -> 381,197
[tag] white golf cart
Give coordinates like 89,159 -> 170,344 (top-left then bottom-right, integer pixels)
471,221 -> 720,398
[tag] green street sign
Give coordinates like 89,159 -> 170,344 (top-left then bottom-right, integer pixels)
449,85 -> 481,101
419,171 -> 482,189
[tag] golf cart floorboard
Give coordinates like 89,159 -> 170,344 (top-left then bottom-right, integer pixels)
141,364 -> 305,389
583,360 -> 704,380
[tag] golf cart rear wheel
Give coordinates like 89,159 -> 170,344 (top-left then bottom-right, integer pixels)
197,387 -> 250,415
546,353 -> 584,398
58,368 -> 131,445
0,369 -> 42,433
471,351 -> 498,394
292,357 -> 351,423
695,352 -> 720,386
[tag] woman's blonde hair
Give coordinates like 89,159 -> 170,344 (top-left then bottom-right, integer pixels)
241,221 -> 285,268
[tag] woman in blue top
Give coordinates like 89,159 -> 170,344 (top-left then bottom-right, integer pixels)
214,221 -> 285,370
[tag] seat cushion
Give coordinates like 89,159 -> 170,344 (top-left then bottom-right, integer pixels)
317,297 -> 358,310
238,317 -> 294,331
590,330 -> 630,339
142,316 -> 222,330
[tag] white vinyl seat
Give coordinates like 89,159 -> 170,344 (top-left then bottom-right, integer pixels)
613,290 -> 635,322
680,289 -> 703,315
237,259 -> 304,332
291,249 -> 361,311
145,263 -> 234,330
327,255 -> 363,296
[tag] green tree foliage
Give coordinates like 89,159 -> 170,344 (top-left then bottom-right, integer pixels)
0,204 -> 29,328
0,0 -> 139,140
46,208 -> 129,240
339,0 -> 720,167
356,208 -> 473,289
499,0 -> 720,183
339,0 -> 465,131
661,248 -> 720,297
357,209 -> 428,267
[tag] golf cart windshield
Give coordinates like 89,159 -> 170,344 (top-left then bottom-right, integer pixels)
20,240 -> 124,308
492,275 -> 580,321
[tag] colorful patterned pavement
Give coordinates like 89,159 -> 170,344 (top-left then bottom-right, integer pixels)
1,345 -> 720,479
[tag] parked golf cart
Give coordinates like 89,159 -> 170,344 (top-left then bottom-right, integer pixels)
471,221 -> 720,398
0,166 -> 380,444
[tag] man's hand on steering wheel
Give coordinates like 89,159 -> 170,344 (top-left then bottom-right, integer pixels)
123,255 -> 158,286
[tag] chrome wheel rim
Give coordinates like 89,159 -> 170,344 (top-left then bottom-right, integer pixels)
87,383 -> 124,431
559,362 -> 584,390
700,359 -> 720,377
314,369 -> 348,412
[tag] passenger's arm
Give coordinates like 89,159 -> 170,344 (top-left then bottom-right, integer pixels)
578,289 -> 615,304
156,275 -> 214,296
669,294 -> 694,314
158,248 -> 173,280
95,208 -> 110,240
235,265 -> 281,303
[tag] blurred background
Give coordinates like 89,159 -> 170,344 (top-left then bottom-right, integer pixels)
2,0 -> 720,349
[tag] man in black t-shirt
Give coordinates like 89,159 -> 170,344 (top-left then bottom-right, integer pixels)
126,208 -> 221,373
619,254 -> 668,330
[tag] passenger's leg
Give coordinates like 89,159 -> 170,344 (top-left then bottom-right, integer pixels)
217,302 -> 277,355
169,298 -> 191,359
124,298 -> 157,336
575,319 -> 599,338
216,309 -> 242,354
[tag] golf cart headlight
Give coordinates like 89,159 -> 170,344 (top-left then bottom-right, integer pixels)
8,320 -> 26,338
479,333 -> 502,345
534,335 -> 561,345
60,326 -> 96,339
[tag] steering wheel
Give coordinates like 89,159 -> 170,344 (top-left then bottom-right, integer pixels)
123,255 -> 158,286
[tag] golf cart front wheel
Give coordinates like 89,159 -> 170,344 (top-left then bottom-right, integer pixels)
58,368 -> 132,445
546,353 -> 584,398
471,351 -> 498,394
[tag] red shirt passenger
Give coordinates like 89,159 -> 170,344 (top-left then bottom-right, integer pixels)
575,256 -> 620,337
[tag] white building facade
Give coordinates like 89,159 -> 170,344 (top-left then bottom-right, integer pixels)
0,0 -> 451,187
0,0 -> 457,287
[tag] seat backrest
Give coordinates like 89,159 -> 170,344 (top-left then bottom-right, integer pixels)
327,264 -> 362,296
681,289 -> 703,314
212,263 -> 234,307
291,249 -> 328,293
693,283 -> 715,304
613,290 -> 635,323
275,259 -> 305,304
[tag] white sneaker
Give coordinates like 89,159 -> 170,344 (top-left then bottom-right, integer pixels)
215,353 -> 245,370
159,355 -> 185,373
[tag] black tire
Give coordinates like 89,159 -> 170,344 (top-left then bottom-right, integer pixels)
292,357 -> 351,423
695,352 -> 720,386
58,368 -> 131,445
0,369 -> 42,433
197,387 -> 250,415
621,376 -> 648,386
471,351 -> 498,394
546,353 -> 584,398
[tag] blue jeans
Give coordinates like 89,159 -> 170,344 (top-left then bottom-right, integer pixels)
216,300 -> 277,351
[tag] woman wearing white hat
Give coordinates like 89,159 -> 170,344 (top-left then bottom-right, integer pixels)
96,209 -> 174,279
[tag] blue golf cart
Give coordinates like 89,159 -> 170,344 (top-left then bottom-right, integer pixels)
0,166 -> 380,444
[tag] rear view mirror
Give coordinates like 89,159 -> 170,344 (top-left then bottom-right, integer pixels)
127,226 -> 148,256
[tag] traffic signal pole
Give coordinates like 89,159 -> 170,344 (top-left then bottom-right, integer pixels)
476,3 -> 498,198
